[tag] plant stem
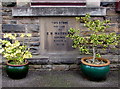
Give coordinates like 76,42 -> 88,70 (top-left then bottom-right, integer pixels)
93,46 -> 96,63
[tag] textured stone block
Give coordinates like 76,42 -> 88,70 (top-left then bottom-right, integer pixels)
49,57 -> 79,65
27,24 -> 40,32
30,47 -> 40,54
12,7 -> 106,16
108,49 -> 119,55
86,0 -> 100,7
2,8 -> 12,16
2,20 -> 17,24
17,0 -> 30,7
106,8 -> 119,16
32,33 -> 40,37
52,65 -> 69,70
2,24 -> 25,33
30,37 -> 39,41
106,23 -> 118,33
105,16 -> 119,23
18,18 -> 39,24
69,65 -> 80,70
30,42 -> 40,46
2,2 -> 16,7
97,49 -> 109,55
28,58 -> 49,65
42,65 -> 52,69
29,65 -> 42,69
2,16 -> 13,20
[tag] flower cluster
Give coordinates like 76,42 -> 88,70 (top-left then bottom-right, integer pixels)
0,33 -> 32,65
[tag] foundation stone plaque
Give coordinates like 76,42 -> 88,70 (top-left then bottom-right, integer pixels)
44,17 -> 79,52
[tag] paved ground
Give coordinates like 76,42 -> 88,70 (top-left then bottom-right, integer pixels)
2,70 -> 119,88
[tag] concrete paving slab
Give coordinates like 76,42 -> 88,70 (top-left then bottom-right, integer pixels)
2,70 -> 119,87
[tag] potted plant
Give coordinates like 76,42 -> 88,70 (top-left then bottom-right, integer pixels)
67,14 -> 120,80
0,33 -> 32,79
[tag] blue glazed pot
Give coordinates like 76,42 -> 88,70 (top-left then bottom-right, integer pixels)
81,57 -> 110,80
6,60 -> 29,79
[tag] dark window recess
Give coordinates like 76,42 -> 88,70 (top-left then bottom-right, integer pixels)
31,0 -> 86,7
116,0 -> 120,12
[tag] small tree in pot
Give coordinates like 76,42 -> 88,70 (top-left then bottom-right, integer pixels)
0,33 -> 32,79
67,14 -> 120,80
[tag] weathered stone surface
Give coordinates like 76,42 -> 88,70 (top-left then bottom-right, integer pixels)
17,0 -> 30,7
2,24 -> 25,33
52,65 -> 69,70
27,58 -> 49,65
2,16 -> 13,20
49,58 -> 77,64
49,55 -> 81,64
108,49 -> 119,55
30,47 -> 39,54
27,24 -> 40,32
97,49 -> 109,55
42,65 -> 52,69
2,2 -> 16,7
69,65 -> 80,70
30,42 -> 40,46
86,0 -> 100,7
106,8 -> 119,16
10,20 -> 17,24
30,37 -> 39,41
102,55 -> 119,62
2,20 -> 17,24
101,0 -> 116,2
32,33 -> 40,37
2,8 -> 12,16
29,65 -> 42,69
17,17 -> 39,24
106,23 -> 118,32
97,49 -> 119,55
12,7 -> 106,16
105,16 -> 119,23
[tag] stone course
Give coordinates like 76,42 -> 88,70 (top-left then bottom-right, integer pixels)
2,24 -> 25,33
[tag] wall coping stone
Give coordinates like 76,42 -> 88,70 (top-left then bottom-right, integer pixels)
12,7 -> 106,16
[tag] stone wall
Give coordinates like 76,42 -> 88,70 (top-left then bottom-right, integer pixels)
1,1 -> 120,70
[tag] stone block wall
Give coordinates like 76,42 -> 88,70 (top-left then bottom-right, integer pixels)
0,1 -> 120,70
2,3 -> 41,55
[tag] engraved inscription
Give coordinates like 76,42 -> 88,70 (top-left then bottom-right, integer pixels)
45,18 -> 77,52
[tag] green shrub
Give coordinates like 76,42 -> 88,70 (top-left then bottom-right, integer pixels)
67,14 -> 120,63
0,33 -> 32,65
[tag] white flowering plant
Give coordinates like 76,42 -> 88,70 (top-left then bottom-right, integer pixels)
0,33 -> 32,65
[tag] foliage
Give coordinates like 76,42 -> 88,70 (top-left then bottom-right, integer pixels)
0,33 -> 32,65
67,14 -> 120,63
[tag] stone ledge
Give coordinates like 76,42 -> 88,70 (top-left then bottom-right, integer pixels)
12,7 -> 106,16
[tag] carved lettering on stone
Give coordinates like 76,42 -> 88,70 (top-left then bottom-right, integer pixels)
45,18 -> 77,52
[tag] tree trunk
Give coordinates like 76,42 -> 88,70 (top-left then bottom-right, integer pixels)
93,46 -> 96,63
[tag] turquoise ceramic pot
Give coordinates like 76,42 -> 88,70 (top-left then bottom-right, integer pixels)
6,60 -> 29,79
81,57 -> 110,80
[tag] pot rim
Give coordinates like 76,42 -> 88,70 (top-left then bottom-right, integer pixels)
6,60 -> 29,67
81,57 -> 110,67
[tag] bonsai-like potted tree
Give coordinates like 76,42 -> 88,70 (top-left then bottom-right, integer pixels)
0,33 -> 32,79
67,14 -> 120,80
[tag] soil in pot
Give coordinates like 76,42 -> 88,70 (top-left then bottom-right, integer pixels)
85,58 -> 106,65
